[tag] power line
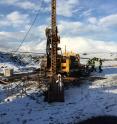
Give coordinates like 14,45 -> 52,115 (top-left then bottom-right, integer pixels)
9,0 -> 45,71
12,0 -> 44,53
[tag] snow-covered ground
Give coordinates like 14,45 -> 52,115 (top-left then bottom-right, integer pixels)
80,52 -> 117,66
0,52 -> 40,74
0,53 -> 117,124
81,52 -> 117,60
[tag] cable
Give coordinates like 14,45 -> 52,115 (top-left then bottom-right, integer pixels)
8,0 -> 45,71
11,0 -> 44,53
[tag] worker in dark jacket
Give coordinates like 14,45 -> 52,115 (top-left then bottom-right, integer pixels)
91,59 -> 96,72
99,59 -> 103,73
87,59 -> 91,67
86,59 -> 91,71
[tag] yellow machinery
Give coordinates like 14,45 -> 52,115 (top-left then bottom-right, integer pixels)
44,0 -> 87,102
61,51 -> 80,75
45,0 -> 81,77
45,0 -> 65,102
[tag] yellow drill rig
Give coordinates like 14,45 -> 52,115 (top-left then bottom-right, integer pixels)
44,0 -> 88,102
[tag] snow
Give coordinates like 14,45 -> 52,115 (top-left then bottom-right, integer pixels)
0,52 -> 40,74
81,52 -> 117,67
0,53 -> 117,124
81,52 -> 117,60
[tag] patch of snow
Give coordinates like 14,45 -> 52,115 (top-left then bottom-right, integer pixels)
0,66 -> 117,124
0,52 -> 117,124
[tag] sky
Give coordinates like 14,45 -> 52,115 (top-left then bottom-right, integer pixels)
0,0 -> 117,53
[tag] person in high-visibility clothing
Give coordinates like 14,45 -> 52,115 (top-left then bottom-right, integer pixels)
91,59 -> 96,72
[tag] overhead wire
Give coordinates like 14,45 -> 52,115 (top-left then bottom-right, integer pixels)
9,0 -> 45,70
3,1 -> 48,100
11,0 -> 44,53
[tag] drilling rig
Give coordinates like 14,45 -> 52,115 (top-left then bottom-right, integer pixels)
44,0 -> 90,102
45,0 -> 64,102
46,0 -> 61,76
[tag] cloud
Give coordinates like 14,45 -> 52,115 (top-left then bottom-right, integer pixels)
40,0 -> 80,17
0,31 -> 21,51
0,0 -> 39,10
0,0 -> 79,17
0,0 -> 53,13
58,13 -> 117,39
0,11 -> 29,28
79,9 -> 93,18
20,40 -> 46,53
0,0 -> 18,4
59,37 -> 117,53
99,14 -> 117,27
58,20 -> 107,37
57,0 -> 79,17
0,23 -> 117,53
1,13 -> 117,53
16,1 -> 38,10
18,36 -> 117,53
58,20 -> 83,35
7,11 -> 29,26
88,17 -> 97,24
0,24 -> 46,52
0,1 -> 117,54
88,14 -> 117,28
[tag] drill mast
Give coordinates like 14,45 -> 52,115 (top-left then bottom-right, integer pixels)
51,0 -> 58,75
44,0 -> 64,102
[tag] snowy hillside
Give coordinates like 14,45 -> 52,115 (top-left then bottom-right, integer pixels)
0,52 -> 117,74
0,52 -> 40,73
80,52 -> 117,67
81,52 -> 117,60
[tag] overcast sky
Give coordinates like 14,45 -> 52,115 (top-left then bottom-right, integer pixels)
0,0 -> 117,53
